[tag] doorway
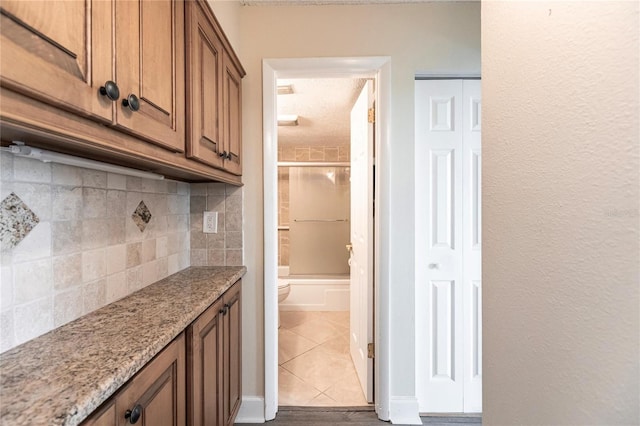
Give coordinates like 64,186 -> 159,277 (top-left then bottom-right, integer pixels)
275,77 -> 374,407
263,57 -> 391,421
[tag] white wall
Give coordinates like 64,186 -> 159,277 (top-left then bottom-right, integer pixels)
212,1 -> 481,410
207,0 -> 242,54
482,2 -> 639,424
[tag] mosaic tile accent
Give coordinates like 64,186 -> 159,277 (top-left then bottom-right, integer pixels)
131,200 -> 152,232
0,192 -> 40,251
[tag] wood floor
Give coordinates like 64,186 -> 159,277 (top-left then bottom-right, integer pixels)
235,407 -> 482,425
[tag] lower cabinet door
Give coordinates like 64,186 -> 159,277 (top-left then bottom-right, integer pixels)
223,282 -> 242,426
116,333 -> 186,426
187,298 -> 224,426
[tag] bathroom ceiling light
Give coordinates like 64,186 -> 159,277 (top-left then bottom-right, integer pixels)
277,84 -> 294,95
5,142 -> 165,180
277,115 -> 299,126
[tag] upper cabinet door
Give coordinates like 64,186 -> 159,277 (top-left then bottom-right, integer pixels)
222,51 -> 242,176
115,0 -> 185,153
185,0 -> 225,170
0,1 -> 114,122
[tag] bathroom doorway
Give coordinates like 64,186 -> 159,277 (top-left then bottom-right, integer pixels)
263,57 -> 390,420
276,77 -> 368,407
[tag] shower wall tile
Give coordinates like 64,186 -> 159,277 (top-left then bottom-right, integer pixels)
295,147 -> 310,161
325,147 -> 339,161
276,144 -> 347,266
0,153 -> 190,353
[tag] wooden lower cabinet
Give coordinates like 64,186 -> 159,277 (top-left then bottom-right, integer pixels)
83,333 -> 186,426
83,281 -> 241,426
221,282 -> 242,425
187,280 -> 242,426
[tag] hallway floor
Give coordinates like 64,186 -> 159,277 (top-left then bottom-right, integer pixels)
236,407 -> 482,426
278,311 -> 370,407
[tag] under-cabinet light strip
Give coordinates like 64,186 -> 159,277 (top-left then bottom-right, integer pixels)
4,142 -> 164,180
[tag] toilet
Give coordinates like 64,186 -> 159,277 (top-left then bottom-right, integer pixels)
277,282 -> 290,328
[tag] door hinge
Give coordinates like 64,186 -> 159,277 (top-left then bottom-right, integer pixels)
367,342 -> 375,359
368,107 -> 375,123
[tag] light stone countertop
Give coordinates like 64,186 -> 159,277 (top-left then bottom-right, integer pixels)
0,266 -> 247,426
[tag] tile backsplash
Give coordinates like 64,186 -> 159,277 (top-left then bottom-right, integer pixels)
0,152 -> 244,353
189,183 -> 243,267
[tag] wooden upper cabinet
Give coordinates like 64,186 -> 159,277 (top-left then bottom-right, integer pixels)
186,0 -> 244,176
115,0 -> 185,152
222,51 -> 243,176
185,0 -> 225,170
0,1 -> 113,122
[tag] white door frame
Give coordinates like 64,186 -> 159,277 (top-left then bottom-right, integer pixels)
263,57 -> 391,421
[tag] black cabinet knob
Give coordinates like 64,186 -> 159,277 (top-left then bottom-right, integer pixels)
99,81 -> 120,101
219,150 -> 227,158
219,304 -> 230,315
122,94 -> 140,112
124,404 -> 142,424
226,152 -> 232,160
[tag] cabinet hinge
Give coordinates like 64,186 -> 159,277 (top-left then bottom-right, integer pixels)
367,343 -> 375,359
368,107 -> 375,123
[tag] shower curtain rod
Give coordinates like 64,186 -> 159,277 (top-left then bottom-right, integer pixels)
277,161 -> 350,167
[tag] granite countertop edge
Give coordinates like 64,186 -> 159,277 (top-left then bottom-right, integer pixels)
0,266 -> 247,426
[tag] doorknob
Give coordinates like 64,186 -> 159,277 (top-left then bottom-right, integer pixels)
428,263 -> 439,269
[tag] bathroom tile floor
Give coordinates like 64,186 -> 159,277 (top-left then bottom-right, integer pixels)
278,311 -> 370,407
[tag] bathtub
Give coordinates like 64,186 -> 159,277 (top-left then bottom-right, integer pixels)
278,266 -> 350,311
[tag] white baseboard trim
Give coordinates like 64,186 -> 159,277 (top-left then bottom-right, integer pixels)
235,396 -> 265,423
389,397 -> 422,425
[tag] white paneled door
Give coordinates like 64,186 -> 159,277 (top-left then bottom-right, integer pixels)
415,79 -> 482,413
349,80 -> 374,403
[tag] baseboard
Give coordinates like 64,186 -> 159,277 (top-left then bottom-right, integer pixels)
389,397 -> 422,425
235,397 -> 265,423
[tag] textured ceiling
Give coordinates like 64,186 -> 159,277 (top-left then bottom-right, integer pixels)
277,78 -> 367,147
